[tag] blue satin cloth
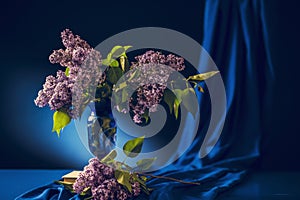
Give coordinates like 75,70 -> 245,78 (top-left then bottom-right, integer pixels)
16,184 -> 82,200
16,0 -> 274,199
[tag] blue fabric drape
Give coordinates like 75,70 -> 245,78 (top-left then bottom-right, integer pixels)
16,0 -> 274,199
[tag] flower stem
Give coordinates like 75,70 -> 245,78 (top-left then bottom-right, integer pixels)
138,173 -> 200,185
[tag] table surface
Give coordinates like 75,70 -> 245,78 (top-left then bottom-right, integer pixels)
1,170 -> 300,199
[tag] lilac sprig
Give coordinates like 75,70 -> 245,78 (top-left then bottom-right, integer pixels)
49,29 -> 91,68
73,158 -> 141,200
34,29 -> 104,118
34,70 -> 73,111
132,50 -> 185,71
70,49 -> 105,118
128,51 -> 186,123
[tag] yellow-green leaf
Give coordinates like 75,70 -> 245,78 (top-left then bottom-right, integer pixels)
80,187 -> 91,196
101,150 -> 117,163
174,98 -> 180,119
107,53 -> 112,61
121,89 -> 129,103
173,89 -> 184,104
111,45 -> 132,59
115,170 -> 132,192
110,59 -> 119,67
164,89 -> 175,114
127,70 -> 139,82
102,58 -> 110,66
187,71 -> 219,81
65,67 -> 70,76
110,45 -> 123,58
107,67 -> 123,84
140,176 -> 148,181
136,158 -> 156,171
52,110 -> 71,136
132,173 -> 148,192
181,88 -> 197,118
123,136 -> 145,158
123,45 -> 132,51
142,113 -> 149,124
120,56 -> 126,71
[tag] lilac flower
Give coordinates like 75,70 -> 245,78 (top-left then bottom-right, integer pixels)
70,49 -> 105,118
34,70 -> 73,111
61,29 -> 76,48
49,29 -> 91,69
166,54 -> 185,71
34,75 -> 56,107
132,181 -> 141,197
35,29 -> 104,118
126,51 -> 185,123
61,29 -> 91,50
49,49 -> 66,64
48,80 -> 72,110
132,50 -> 185,71
73,157 -> 141,200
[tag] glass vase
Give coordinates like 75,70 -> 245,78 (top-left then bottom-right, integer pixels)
75,102 -> 117,160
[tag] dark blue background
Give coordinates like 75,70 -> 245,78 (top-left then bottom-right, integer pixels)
0,0 -> 299,170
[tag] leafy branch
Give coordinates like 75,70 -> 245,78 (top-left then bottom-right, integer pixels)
102,45 -> 132,68
100,136 -> 201,195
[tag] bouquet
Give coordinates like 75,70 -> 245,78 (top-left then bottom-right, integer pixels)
34,29 -> 218,200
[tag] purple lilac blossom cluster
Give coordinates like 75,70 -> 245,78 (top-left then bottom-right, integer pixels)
73,158 -> 141,200
71,49 -> 104,118
34,29 -> 103,117
129,51 -> 185,123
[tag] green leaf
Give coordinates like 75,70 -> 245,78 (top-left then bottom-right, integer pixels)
123,45 -> 132,51
181,88 -> 197,118
127,70 -> 139,82
101,150 -> 117,163
120,56 -> 126,71
119,55 -> 130,72
52,110 -> 71,137
65,67 -> 70,76
173,89 -> 184,118
121,88 -> 129,103
107,67 -> 123,84
132,173 -> 147,185
102,58 -> 110,66
110,59 -> 119,67
114,81 -> 127,92
173,89 -> 184,104
80,187 -> 91,196
106,53 -> 112,61
141,112 -> 149,123
163,89 -> 175,114
183,87 -> 195,95
187,71 -> 219,81
136,158 -> 156,171
123,136 -> 145,158
110,45 -> 123,58
174,98 -> 180,119
140,176 -> 148,181
115,170 -> 132,192
110,45 -> 132,59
